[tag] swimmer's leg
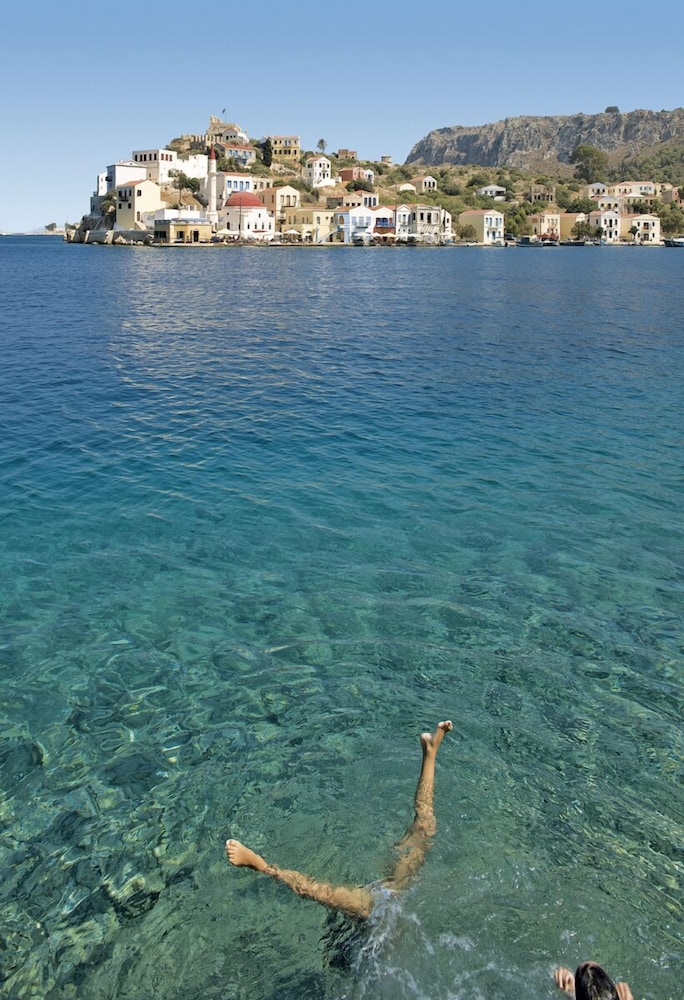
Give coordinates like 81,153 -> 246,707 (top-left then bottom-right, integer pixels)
226,839 -> 374,920
382,720 -> 453,891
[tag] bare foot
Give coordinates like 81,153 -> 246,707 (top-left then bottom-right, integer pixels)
421,720 -> 453,756
225,839 -> 269,872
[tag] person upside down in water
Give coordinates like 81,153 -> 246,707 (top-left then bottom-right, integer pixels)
225,720 -> 453,920
553,961 -> 633,1000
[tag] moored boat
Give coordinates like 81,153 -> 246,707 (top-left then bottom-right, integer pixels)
663,236 -> 684,247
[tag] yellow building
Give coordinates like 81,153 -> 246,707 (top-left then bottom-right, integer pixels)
620,213 -> 661,244
559,213 -> 588,239
528,211 -> 561,239
269,135 -> 301,162
153,219 -> 213,243
281,206 -> 337,242
457,209 -> 504,244
115,179 -> 164,230
261,185 -> 300,225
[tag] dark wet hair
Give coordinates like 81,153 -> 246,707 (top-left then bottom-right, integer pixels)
575,962 -> 619,1000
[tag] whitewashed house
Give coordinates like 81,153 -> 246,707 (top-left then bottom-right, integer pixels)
609,180 -> 657,198
334,205 -> 376,242
213,173 -> 256,201
371,206 -> 395,238
594,194 -> 622,213
132,148 -> 205,183
476,184 -> 506,200
581,182 -> 608,199
409,203 -> 450,242
131,149 -> 179,184
413,175 -> 438,193
620,213 -> 661,243
176,153 -> 208,181
394,204 -> 413,239
92,161 -> 147,217
303,156 -> 334,188
588,209 -> 620,243
97,161 -> 147,196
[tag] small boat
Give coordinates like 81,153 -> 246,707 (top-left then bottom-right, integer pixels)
515,235 -> 543,247
560,239 -> 587,246
663,236 -> 684,247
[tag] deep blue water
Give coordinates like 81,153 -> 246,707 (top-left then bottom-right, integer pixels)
0,236 -> 682,999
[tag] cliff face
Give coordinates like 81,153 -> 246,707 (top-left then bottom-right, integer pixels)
406,109 -> 684,169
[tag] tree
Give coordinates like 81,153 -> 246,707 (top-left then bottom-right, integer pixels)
316,138 -> 327,154
45,222 -> 57,231
659,203 -> 684,235
555,187 -> 573,210
630,199 -> 652,216
570,144 -> 610,183
261,138 -> 273,168
101,196 -> 115,212
566,196 -> 598,215
572,219 -> 592,239
466,172 -> 489,188
169,170 -> 199,207
456,224 -> 477,242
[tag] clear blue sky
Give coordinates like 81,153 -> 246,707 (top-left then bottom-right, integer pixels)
2,0 -> 682,232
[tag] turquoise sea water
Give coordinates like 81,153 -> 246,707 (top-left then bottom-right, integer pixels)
0,237 -> 681,999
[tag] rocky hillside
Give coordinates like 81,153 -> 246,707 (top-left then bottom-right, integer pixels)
406,108 -> 684,171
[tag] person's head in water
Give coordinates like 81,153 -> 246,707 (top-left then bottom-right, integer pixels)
575,962 -> 619,1000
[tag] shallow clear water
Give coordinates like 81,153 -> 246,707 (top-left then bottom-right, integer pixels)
0,237 -> 681,999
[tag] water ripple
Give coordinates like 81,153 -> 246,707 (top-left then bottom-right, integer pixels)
0,237 -> 682,998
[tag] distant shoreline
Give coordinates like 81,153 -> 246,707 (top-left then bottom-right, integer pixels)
1,230 -> 65,237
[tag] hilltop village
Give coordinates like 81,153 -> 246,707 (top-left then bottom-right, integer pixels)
66,115 -> 683,247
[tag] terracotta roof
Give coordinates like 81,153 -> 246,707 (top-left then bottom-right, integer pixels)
224,192 -> 265,208
218,142 -> 254,152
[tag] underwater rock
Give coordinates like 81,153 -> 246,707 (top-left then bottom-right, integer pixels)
0,736 -> 45,792
102,749 -> 167,796
482,681 -> 523,717
102,870 -> 165,918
